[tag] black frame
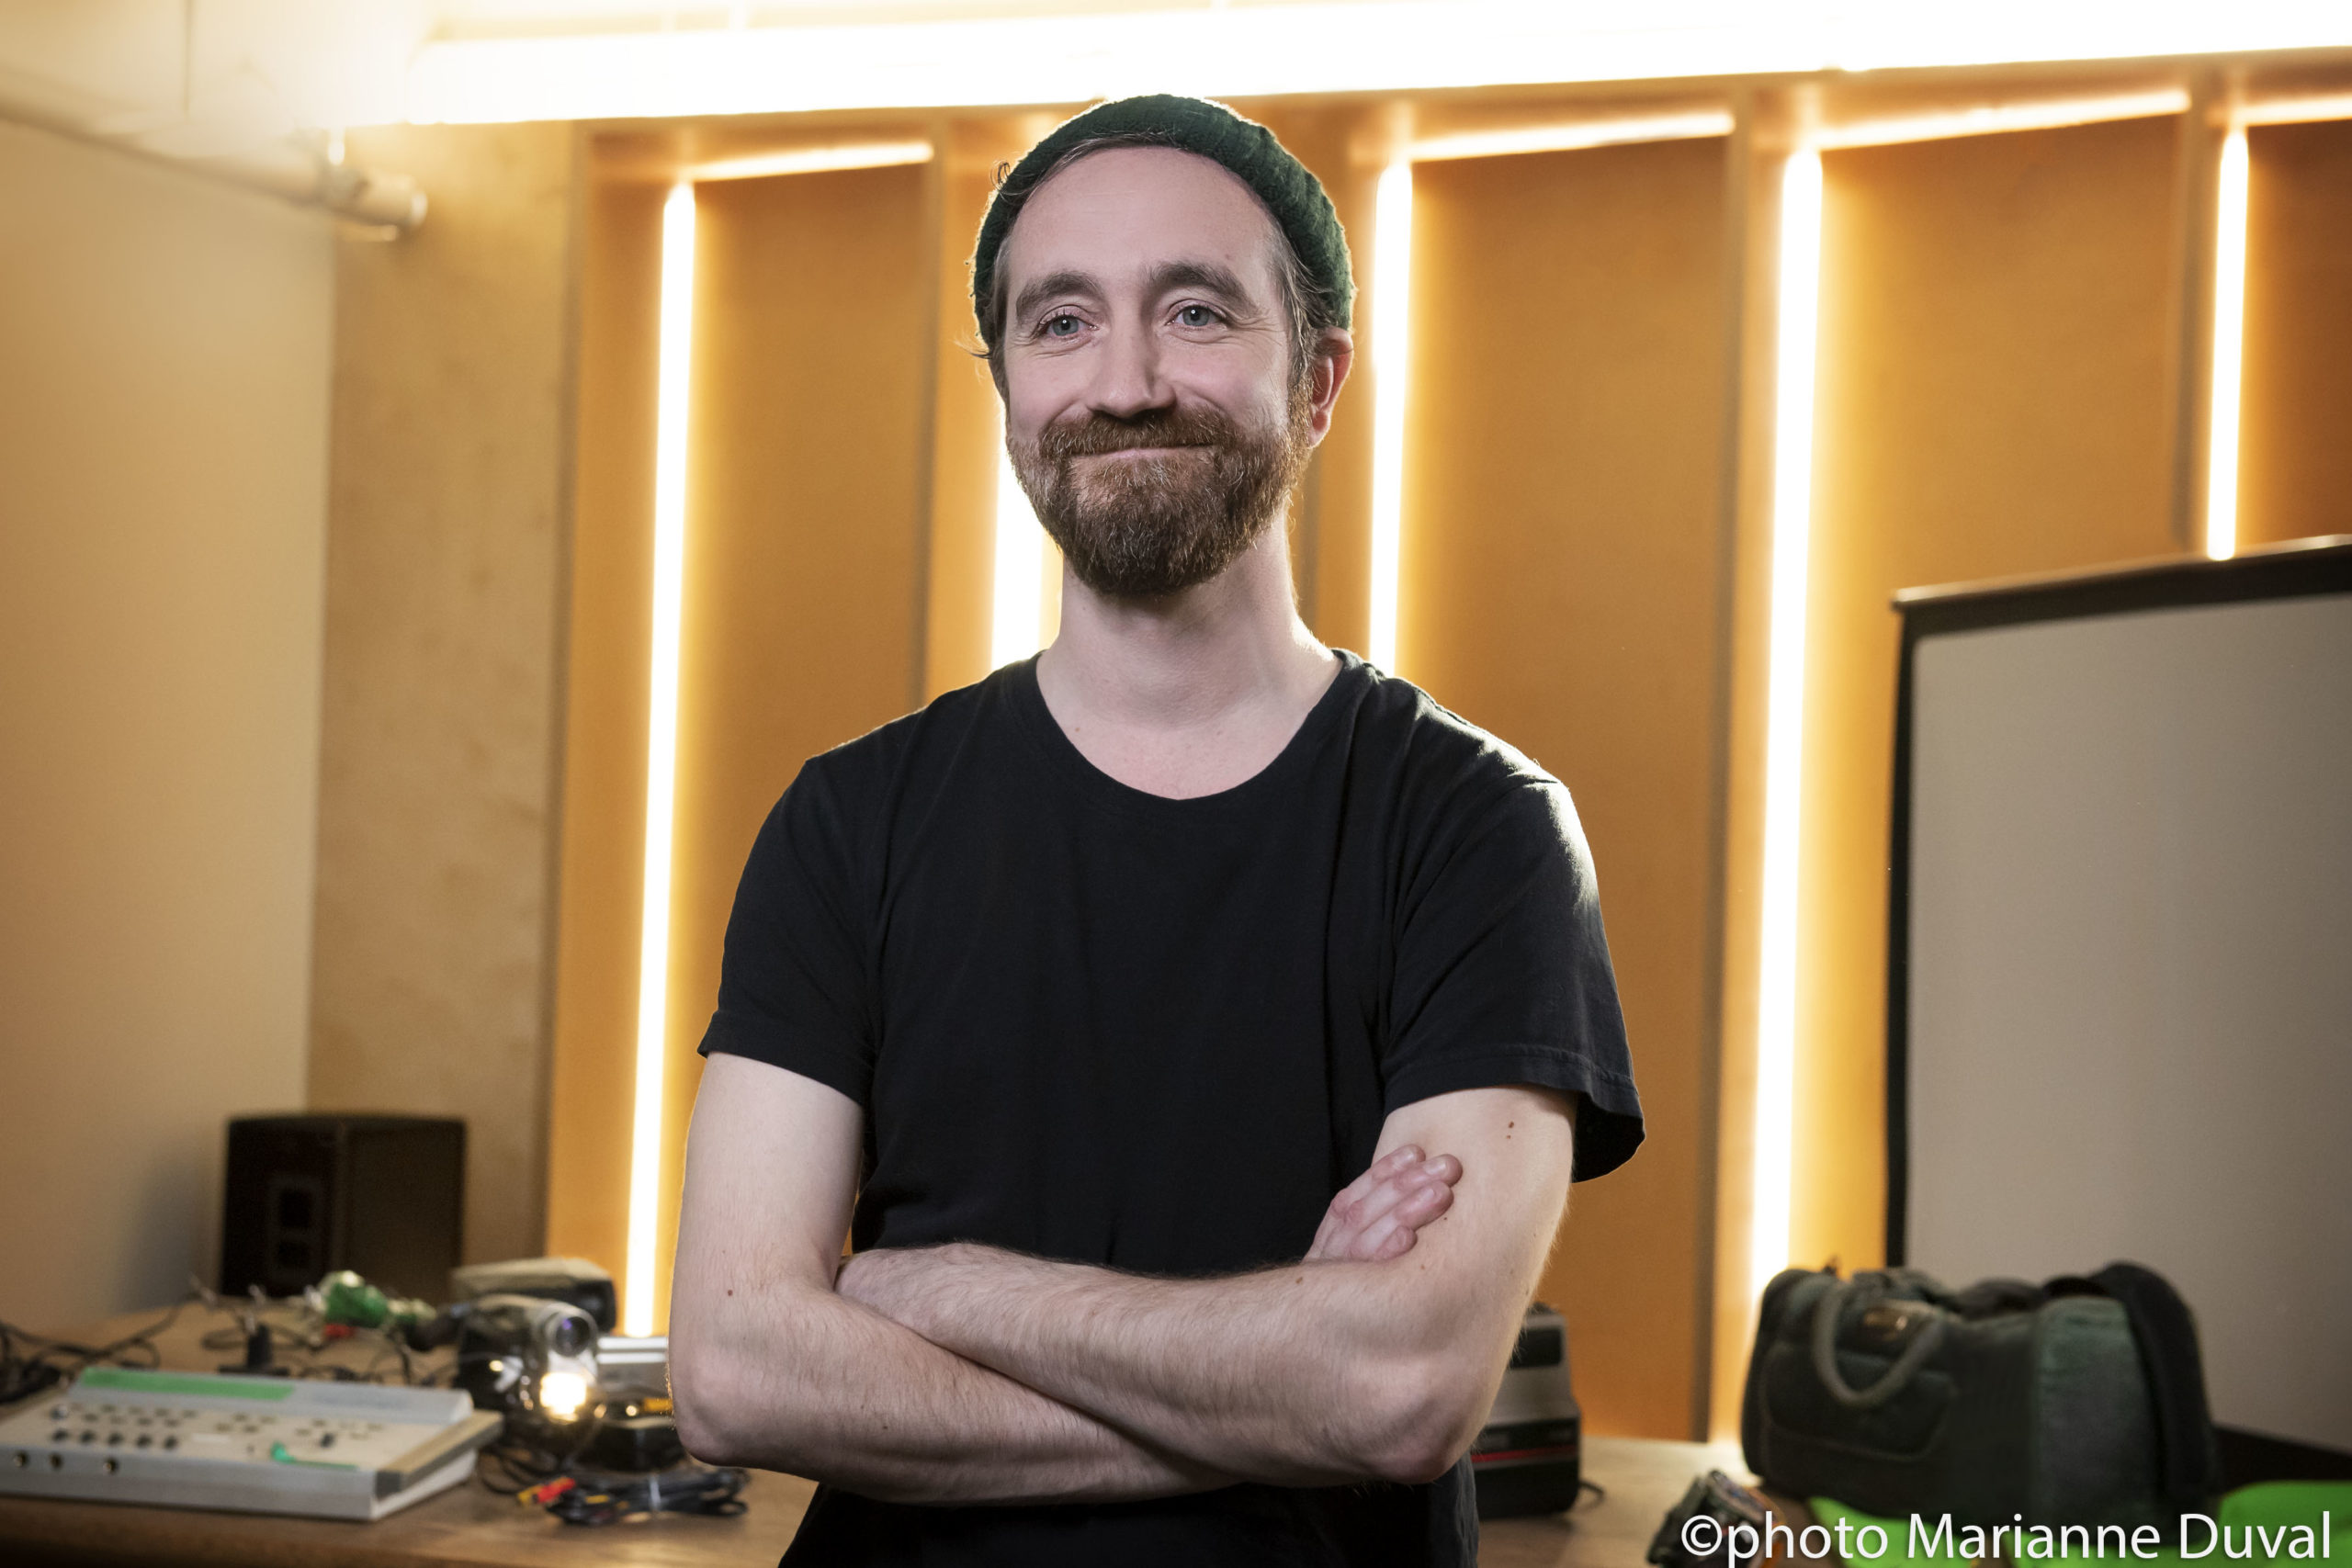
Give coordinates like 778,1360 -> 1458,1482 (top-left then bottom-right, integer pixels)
1882,536 -> 2352,1265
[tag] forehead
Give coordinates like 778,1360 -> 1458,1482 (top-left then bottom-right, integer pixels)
999,145 -> 1285,301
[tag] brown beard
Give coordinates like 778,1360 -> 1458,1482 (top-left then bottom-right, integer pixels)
1009,386 -> 1312,599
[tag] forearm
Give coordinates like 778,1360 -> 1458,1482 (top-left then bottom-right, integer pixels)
856,1246 -> 1477,1486
843,1089 -> 1577,1487
672,1278 -> 1232,1505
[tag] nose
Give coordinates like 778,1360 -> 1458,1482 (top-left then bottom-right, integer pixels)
1088,313 -> 1172,421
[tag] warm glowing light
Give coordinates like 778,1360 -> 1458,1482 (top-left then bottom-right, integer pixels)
2205,128 -> 2250,562
1408,109 -> 1735,162
627,181 -> 696,1339
2238,93 -> 2352,126
405,6 -> 2352,126
1367,161 -> 1414,674
1752,150 -> 1823,1306
991,449 -> 1047,668
537,1371 -> 591,1421
1809,89 -> 2190,150
686,140 -> 933,182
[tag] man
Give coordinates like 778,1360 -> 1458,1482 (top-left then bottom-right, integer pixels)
668,96 -> 1643,1566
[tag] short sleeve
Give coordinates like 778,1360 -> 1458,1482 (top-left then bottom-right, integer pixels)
1383,775 -> 1645,1180
696,761 -> 876,1107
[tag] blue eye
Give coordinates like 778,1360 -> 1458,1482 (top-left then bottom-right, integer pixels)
1176,304 -> 1219,328
1043,312 -> 1083,338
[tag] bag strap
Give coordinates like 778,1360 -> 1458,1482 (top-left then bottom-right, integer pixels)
1810,1274 -> 1949,1410
2087,1262 -> 2223,1515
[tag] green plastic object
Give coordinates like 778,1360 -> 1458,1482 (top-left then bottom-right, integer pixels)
315,1269 -> 432,1330
318,1269 -> 390,1328
2214,1484 -> 2349,1562
1806,1484 -> 2349,1568
77,1367 -> 294,1403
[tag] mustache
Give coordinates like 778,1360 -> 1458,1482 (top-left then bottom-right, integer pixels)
1034,406 -> 1240,460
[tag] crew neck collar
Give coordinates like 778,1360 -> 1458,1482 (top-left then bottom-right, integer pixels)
1006,649 -> 1366,815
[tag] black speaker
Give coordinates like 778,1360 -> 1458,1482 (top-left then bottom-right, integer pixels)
219,1114 -> 465,1303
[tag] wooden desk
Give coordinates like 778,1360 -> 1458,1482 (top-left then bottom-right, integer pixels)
1,1308 -> 1745,1568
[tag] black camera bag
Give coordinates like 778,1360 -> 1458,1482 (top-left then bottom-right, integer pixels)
1740,1263 -> 2222,1529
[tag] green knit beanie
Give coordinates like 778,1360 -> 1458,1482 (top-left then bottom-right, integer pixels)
971,94 -> 1355,345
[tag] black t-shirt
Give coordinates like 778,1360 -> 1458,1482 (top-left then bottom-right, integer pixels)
700,651 -> 1642,1567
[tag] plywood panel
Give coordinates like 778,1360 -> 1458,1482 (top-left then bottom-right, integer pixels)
0,120 -> 330,1326
924,118 -> 1032,699
544,177 -> 666,1281
310,122 -> 580,1269
648,164 -> 936,1325
2238,118 -> 2352,548
1399,138 -> 1731,1437
1798,118 -> 2183,1276
1248,100 -> 1385,654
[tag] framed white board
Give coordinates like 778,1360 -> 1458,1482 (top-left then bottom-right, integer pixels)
1888,538 -> 2352,1462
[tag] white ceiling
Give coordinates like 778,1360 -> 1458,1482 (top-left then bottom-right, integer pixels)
1,0 -> 2347,141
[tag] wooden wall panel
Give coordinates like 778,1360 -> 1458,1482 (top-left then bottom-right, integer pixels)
923,118 -> 1040,699
544,178 -> 665,1281
648,164 -> 937,1325
311,122 -> 580,1268
1248,100 -> 1385,653
1398,138 -> 1732,1438
0,120 -> 329,1326
2239,118 -> 2352,548
1797,118 -> 2185,1275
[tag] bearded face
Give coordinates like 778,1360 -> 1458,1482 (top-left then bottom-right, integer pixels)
1010,378 -> 1313,600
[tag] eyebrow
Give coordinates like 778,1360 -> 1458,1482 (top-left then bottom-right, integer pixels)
1012,269 -> 1102,327
1010,259 -> 1269,331
1145,260 -> 1260,312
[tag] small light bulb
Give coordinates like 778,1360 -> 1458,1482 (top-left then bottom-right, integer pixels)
538,1371 -> 590,1421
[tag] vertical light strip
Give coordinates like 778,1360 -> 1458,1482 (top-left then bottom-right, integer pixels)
991,447 -> 1046,667
1752,150 -> 1824,1307
1367,160 -> 1415,673
2204,127 -> 2250,562
626,180 -> 697,1337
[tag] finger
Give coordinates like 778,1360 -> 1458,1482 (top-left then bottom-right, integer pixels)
1328,1145 -> 1423,1216
1351,1177 -> 1456,1261
1338,1154 -> 1460,1235
1309,1147 -> 1443,1262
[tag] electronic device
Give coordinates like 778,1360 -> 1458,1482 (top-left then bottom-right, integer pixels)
449,1256 -> 616,1333
439,1294 -> 684,1474
450,1294 -> 601,1425
0,1365 -> 502,1520
573,1335 -> 681,1471
1470,1302 -> 1581,1517
219,1114 -> 465,1302
1648,1469 -> 1772,1568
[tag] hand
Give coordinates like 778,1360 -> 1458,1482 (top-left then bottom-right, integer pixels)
1306,1145 -> 1462,1263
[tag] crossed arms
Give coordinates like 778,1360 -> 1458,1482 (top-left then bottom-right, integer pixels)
666,1051 -> 1576,1505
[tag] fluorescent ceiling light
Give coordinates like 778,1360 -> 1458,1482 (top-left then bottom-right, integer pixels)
2204,127 -> 2250,561
2237,92 -> 2352,125
626,180 -> 696,1340
1366,160 -> 1414,675
1752,149 -> 1823,1306
991,449 -> 1048,669
405,3 -> 2352,126
1409,110 -> 1735,162
685,140 -> 933,182
1809,89 -> 2191,150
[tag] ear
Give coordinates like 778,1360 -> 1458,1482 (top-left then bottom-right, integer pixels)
1302,326 -> 1355,446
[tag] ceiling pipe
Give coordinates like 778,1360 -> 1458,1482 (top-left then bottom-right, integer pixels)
0,90 -> 425,233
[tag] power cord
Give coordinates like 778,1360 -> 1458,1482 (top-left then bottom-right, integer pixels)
0,1296 -> 188,1404
479,1414 -> 746,1529
513,1465 -> 750,1526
